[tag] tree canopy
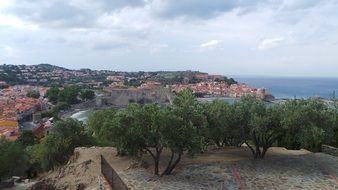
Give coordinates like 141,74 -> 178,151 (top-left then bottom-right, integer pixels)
26,90 -> 40,99
28,118 -> 92,171
79,89 -> 95,100
3,89 -> 338,179
0,138 -> 26,181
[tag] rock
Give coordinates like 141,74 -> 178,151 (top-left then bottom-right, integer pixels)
76,183 -> 86,190
28,179 -> 56,190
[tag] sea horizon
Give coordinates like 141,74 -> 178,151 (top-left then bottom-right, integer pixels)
233,76 -> 338,99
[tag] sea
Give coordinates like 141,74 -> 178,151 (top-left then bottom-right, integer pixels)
233,76 -> 338,99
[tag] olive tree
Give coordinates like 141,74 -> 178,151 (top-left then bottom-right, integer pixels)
234,96 -> 282,158
87,109 -> 116,145
247,105 -> 282,158
97,90 -> 206,175
29,118 -> 92,170
204,100 -> 242,147
160,109 -> 203,175
279,99 -> 336,151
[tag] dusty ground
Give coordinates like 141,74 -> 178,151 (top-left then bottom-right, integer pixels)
25,147 -> 132,190
23,146 -> 337,190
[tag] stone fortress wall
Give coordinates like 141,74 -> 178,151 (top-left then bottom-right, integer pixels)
104,87 -> 173,106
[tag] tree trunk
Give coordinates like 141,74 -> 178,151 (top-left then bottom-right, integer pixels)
255,144 -> 262,159
260,146 -> 269,158
154,158 -> 159,175
164,151 -> 182,175
154,148 -> 162,175
162,150 -> 175,176
245,142 -> 256,158
145,148 -> 161,175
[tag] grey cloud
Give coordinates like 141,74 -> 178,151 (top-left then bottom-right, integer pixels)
4,0 -> 328,28
279,0 -> 321,11
273,0 -> 333,24
92,42 -> 129,51
4,0 -> 145,28
149,0 -> 328,20
150,0 -> 274,19
99,0 -> 145,11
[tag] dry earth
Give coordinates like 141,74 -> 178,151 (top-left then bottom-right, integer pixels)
22,146 -> 338,190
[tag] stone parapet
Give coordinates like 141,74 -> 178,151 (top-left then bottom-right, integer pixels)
322,144 -> 338,157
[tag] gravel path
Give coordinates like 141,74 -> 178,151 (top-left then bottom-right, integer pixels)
119,153 -> 338,190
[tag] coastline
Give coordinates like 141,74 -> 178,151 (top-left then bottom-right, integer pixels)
234,76 -> 338,100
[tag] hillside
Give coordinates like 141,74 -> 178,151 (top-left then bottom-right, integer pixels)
28,147 -> 128,190
0,64 -> 236,86
24,146 -> 338,190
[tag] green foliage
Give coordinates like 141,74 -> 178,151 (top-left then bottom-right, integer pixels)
40,108 -> 57,118
189,76 -> 202,84
204,100 -> 242,147
17,131 -> 38,146
45,86 -> 81,105
171,89 -> 207,130
248,104 -> 282,158
90,95 -> 205,175
229,96 -> 282,158
207,96 -> 338,157
222,76 -> 238,85
14,91 -> 338,178
40,102 -> 70,119
278,99 -> 336,151
43,85 -> 80,119
58,86 -> 80,105
331,94 -> 338,147
28,118 -> 92,171
0,67 -> 21,84
80,89 -> 95,100
87,109 -> 116,145
45,86 -> 60,104
334,124 -> 338,147
0,138 -> 27,180
160,108 -> 204,175
26,90 -> 40,99
124,78 -> 143,87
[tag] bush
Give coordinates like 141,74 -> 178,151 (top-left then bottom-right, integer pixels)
0,138 -> 27,180
27,90 -> 40,99
29,119 -> 93,171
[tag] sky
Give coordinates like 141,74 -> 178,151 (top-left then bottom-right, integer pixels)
0,0 -> 338,77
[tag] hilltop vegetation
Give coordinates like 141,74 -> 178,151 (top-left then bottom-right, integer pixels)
0,64 -> 237,87
87,90 -> 338,174
1,90 -> 337,180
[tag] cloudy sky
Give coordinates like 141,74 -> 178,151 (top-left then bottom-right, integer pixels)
0,0 -> 338,77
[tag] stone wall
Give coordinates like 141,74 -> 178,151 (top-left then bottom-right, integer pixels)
105,87 -> 173,106
101,155 -> 129,190
0,179 -> 14,189
322,145 -> 338,157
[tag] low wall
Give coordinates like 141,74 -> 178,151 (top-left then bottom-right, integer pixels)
106,87 -> 172,106
322,145 -> 338,157
101,155 -> 129,190
0,178 -> 14,189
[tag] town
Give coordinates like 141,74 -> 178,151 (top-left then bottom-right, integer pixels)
0,64 -> 274,142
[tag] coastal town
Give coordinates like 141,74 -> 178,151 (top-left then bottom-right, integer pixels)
2,1 -> 338,189
0,85 -> 50,141
0,64 -> 274,142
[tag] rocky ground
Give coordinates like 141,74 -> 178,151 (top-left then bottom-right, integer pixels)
24,146 -> 338,190
26,147 -> 131,190
118,152 -> 338,190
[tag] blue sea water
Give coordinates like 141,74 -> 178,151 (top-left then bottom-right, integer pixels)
233,77 -> 338,99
